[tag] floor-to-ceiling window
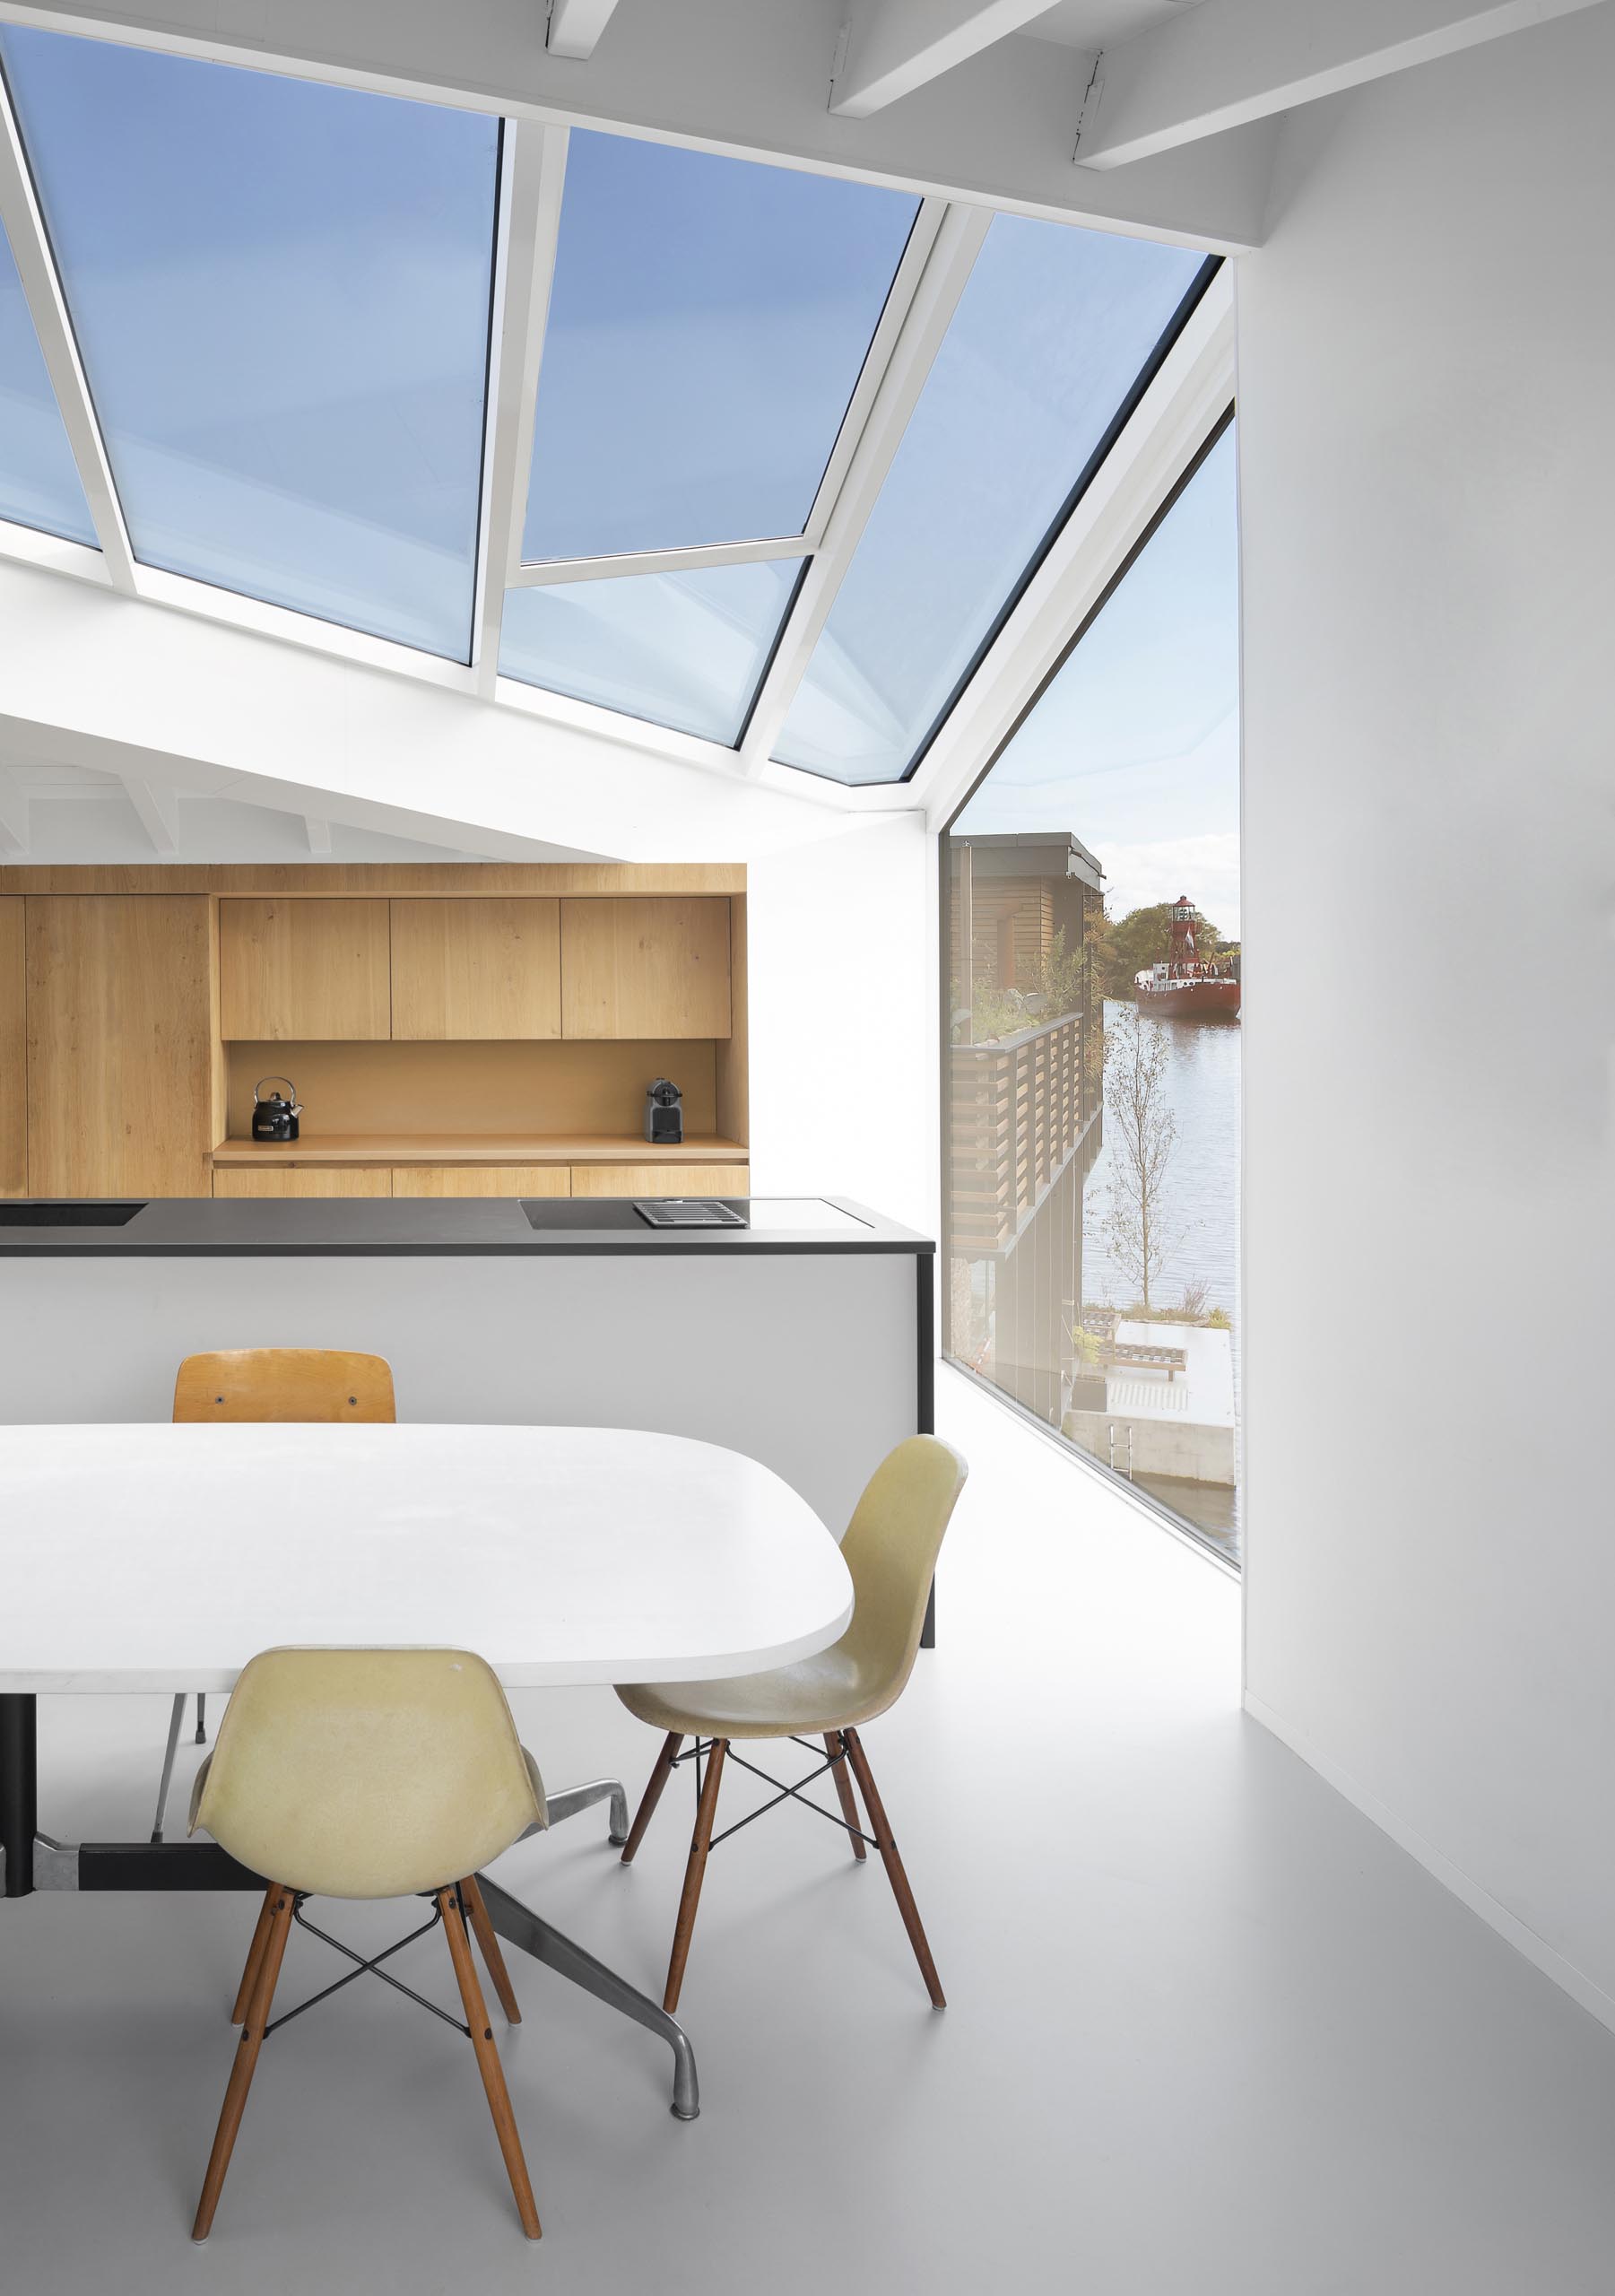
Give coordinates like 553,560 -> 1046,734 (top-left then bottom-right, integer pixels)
942,420 -> 1240,1561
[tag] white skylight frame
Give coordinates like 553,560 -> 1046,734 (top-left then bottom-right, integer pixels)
0,22 -> 1233,819
502,196 -> 948,590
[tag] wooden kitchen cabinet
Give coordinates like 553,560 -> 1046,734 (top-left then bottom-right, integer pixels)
391,1165 -> 569,1197
560,899 -> 730,1040
213,1167 -> 391,1198
1,900 -> 23,1195
26,896 -> 214,1196
570,1162 -> 749,1197
390,900 -> 560,1040
220,899 -> 391,1040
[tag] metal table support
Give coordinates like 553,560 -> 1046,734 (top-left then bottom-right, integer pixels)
0,1693 -> 698,2118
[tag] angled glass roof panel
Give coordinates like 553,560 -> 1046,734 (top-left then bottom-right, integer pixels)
0,28 -> 498,660
774,218 -> 1211,786
499,559 -> 803,745
0,214 -> 95,546
522,133 -> 919,562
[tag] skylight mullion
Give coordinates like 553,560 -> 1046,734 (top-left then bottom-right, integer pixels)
795,196 -> 949,552
473,118 -> 569,699
507,533 -> 807,587
0,67 -> 134,587
738,201 -> 991,774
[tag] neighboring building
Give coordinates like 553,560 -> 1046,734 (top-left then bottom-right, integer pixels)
945,832 -> 1107,1425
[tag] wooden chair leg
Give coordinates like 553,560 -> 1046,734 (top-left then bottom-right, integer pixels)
841,1728 -> 946,2009
826,1732 -> 867,1861
619,1731 -> 682,1864
461,1873 -> 522,2025
193,1884 -> 295,2240
230,1884 -> 279,2024
440,1886 -> 542,2240
663,1738 -> 726,2016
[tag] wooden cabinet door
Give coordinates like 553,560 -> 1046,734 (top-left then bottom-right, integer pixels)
390,900 -> 560,1040
391,1165 -> 569,1197
0,900 -> 23,1196
26,897 -> 214,1196
560,899 -> 731,1039
220,899 -> 390,1040
570,1163 -> 749,1197
213,1167 -> 391,1198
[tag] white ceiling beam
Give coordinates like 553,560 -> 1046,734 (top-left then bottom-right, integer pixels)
0,769 -> 30,853
473,120 -> 569,699
0,0 -> 1274,250
739,199 -> 991,774
1072,0 -> 1611,170
303,815 -> 332,854
546,0 -> 622,60
119,775 -> 179,853
830,0 -> 1055,118
0,71 -> 136,588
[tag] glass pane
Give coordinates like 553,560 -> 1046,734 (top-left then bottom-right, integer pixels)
499,559 -> 802,744
776,217 -> 1209,786
0,28 -> 498,660
522,131 -> 919,561
0,214 -> 94,544
943,429 -> 1240,1563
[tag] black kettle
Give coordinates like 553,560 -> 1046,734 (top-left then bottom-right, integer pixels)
251,1076 -> 302,1143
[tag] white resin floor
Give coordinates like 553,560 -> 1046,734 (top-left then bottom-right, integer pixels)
5,1369 -> 1615,2293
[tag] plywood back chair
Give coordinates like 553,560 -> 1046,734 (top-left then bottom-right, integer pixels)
172,1347 -> 396,1423
187,1647 -> 546,2242
616,1435 -> 968,2015
150,1350 -> 397,1841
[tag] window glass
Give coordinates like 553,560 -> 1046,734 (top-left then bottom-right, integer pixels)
776,218 -> 1210,786
943,427 -> 1240,1561
499,559 -> 803,745
0,214 -> 94,544
523,133 -> 918,563
0,28 -> 498,659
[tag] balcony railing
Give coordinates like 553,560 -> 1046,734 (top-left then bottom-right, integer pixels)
948,1008 -> 1097,1255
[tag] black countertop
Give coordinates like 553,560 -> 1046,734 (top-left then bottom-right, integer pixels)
0,1196 -> 933,1257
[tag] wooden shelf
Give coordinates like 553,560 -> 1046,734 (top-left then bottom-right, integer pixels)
210,1134 -> 749,1168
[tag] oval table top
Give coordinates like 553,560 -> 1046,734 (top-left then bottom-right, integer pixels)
0,1423 -> 853,1694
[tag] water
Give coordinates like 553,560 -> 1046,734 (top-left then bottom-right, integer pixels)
1081,999 -> 1241,1560
1081,1000 -> 1240,1320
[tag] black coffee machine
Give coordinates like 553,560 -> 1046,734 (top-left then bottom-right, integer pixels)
644,1079 -> 682,1145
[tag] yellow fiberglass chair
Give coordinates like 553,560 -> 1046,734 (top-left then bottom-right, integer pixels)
187,1647 -> 546,2244
616,1435 -> 967,2016
153,1349 -> 398,1842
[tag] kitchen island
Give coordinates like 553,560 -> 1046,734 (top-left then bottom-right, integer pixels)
0,1195 -> 935,1633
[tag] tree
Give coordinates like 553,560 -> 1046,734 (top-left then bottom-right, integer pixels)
1099,1002 -> 1179,1314
1098,901 -> 1231,999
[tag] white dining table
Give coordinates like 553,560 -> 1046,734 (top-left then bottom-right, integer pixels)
0,1422 -> 855,2120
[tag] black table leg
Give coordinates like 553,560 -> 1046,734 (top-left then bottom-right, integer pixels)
1,1693 -> 37,1897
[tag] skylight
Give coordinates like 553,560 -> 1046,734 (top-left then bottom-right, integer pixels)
0,213 -> 94,547
772,220 -> 1211,786
520,134 -> 919,563
0,28 -> 499,660
0,24 -> 1221,793
500,560 -> 803,744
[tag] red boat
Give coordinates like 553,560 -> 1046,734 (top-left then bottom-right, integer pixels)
1133,895 -> 1240,1020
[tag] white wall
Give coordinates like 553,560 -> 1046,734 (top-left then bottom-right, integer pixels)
746,813 -> 938,1239
1238,9 -> 1615,2022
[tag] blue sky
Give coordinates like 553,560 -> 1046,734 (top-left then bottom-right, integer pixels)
955,429 -> 1241,937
